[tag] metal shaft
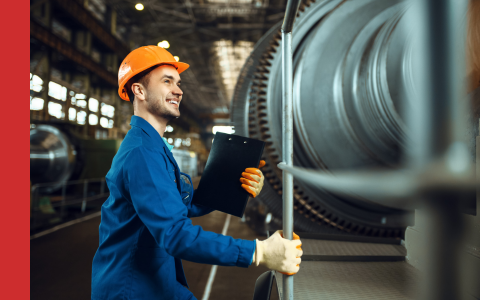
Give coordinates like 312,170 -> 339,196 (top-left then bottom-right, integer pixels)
281,0 -> 301,298
409,0 -> 468,299
282,29 -> 294,300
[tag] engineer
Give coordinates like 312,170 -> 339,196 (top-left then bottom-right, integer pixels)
91,46 -> 303,300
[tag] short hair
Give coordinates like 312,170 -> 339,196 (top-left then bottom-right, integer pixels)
126,64 -> 159,104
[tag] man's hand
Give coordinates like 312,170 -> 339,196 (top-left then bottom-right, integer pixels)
240,160 -> 265,198
252,230 -> 303,274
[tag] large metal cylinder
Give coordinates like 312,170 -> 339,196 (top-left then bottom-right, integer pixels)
232,0 -> 416,237
30,125 -> 76,193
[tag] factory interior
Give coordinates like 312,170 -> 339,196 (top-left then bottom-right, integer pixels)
27,0 -> 480,299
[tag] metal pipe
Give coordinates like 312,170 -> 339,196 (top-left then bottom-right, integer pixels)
408,0 -> 469,299
281,30 -> 294,300
281,0 -> 300,298
281,0 -> 301,33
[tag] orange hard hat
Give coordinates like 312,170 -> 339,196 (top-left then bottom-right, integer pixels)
118,46 -> 189,101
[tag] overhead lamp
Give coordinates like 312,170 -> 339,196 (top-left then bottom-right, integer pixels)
173,56 -> 180,62
157,40 -> 170,49
135,3 -> 144,11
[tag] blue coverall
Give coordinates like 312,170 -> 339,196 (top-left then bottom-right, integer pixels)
91,116 -> 256,299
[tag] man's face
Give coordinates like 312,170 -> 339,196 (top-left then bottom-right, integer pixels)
144,65 -> 183,120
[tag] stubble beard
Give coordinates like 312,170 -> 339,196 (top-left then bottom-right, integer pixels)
146,96 -> 180,121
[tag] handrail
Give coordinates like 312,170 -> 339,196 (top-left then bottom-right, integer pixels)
281,0 -> 301,33
280,0 -> 302,299
31,178 -> 108,230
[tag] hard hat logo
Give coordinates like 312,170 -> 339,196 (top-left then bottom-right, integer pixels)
117,46 -> 189,101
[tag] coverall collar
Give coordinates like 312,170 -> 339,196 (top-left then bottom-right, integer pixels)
130,115 -> 167,150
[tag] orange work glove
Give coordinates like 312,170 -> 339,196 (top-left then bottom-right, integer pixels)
279,232 -> 302,275
240,160 -> 265,197
252,230 -> 303,275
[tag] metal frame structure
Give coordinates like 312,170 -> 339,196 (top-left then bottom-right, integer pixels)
31,178 -> 108,231
278,0 -> 473,299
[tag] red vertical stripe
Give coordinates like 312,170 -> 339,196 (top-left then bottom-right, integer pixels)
0,0 -> 30,299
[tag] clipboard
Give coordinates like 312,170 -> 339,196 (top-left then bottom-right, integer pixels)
192,132 -> 265,217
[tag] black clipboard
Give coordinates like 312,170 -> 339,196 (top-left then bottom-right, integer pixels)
192,132 -> 265,217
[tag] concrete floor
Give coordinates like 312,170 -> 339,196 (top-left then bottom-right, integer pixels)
31,195 -> 280,299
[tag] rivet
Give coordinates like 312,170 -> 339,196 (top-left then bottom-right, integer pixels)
244,141 -> 247,143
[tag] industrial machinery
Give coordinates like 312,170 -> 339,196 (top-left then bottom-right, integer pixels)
232,0 -> 478,238
234,0 -> 479,299
30,124 -> 121,194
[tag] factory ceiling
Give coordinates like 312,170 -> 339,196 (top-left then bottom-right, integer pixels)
107,0 -> 287,120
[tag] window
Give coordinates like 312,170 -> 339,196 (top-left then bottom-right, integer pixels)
48,102 -> 64,119
30,75 -> 43,92
212,126 -> 235,134
101,103 -> 115,118
30,97 -> 44,110
100,117 -> 109,128
89,114 -> 98,125
48,82 -> 67,101
77,111 -> 87,125
69,108 -> 76,121
89,98 -> 99,112
77,99 -> 87,108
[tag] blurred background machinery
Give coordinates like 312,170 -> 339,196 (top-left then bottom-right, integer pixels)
232,0 -> 480,238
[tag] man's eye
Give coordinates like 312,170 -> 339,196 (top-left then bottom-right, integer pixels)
164,80 -> 170,84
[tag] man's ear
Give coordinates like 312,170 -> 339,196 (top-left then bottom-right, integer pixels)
131,83 -> 146,101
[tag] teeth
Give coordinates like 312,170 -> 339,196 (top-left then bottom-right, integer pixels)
168,100 -> 178,105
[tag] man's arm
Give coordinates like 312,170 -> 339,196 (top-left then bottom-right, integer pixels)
124,146 -> 254,267
186,191 -> 214,218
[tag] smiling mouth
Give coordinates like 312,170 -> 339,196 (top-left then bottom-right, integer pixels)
167,99 -> 180,107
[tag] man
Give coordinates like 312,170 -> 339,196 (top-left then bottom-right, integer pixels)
91,46 -> 302,300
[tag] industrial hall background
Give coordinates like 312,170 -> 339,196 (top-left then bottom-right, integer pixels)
28,0 -> 480,300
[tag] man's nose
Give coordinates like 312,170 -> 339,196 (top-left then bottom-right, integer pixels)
173,85 -> 183,96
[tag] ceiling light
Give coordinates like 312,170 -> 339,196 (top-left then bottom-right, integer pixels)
173,56 -> 180,62
157,40 -> 170,48
135,3 -> 144,10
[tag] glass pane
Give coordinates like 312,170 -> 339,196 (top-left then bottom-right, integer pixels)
69,108 -> 76,121
75,93 -> 86,99
108,119 -> 114,128
89,98 -> 99,112
48,81 -> 67,101
77,99 -> 87,108
212,126 -> 235,134
30,75 -> 44,92
48,102 -> 64,119
101,103 -> 115,118
100,117 -> 108,128
30,97 -> 44,110
77,111 -> 86,125
89,114 -> 98,125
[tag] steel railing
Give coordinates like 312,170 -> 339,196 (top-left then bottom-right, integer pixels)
31,178 -> 108,230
